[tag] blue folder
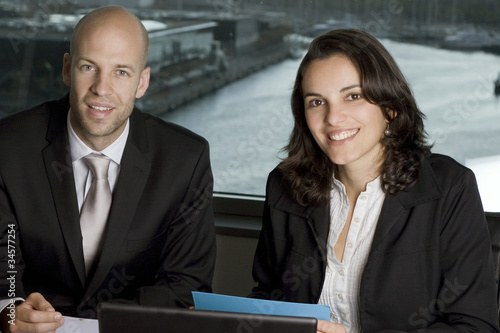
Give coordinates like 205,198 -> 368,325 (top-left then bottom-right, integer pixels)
192,291 -> 330,321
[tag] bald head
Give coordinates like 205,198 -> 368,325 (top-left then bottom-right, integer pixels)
71,6 -> 149,68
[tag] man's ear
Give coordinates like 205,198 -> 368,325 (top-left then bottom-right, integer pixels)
62,53 -> 72,87
135,67 -> 150,99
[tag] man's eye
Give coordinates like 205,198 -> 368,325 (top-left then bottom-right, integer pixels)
116,70 -> 128,76
81,65 -> 94,71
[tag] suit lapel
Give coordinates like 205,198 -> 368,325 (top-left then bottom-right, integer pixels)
42,95 -> 86,286
84,109 -> 151,298
307,205 -> 330,261
368,194 -> 406,256
275,192 -> 329,259
369,156 -> 443,256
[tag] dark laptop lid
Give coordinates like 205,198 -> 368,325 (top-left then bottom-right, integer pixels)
98,302 -> 317,333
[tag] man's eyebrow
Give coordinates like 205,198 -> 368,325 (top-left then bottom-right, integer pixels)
77,58 -> 137,73
77,57 -> 96,65
115,64 -> 136,73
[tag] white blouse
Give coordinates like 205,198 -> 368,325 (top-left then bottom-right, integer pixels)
318,176 -> 385,332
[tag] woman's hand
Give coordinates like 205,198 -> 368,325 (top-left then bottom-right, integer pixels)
316,319 -> 346,333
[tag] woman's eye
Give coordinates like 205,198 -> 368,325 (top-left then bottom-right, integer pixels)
309,99 -> 324,107
347,93 -> 362,101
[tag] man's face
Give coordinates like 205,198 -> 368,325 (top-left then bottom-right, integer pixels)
63,21 -> 149,150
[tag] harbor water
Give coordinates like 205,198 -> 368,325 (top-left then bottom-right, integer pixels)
162,39 -> 500,209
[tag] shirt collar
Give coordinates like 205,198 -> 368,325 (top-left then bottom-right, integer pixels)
67,110 -> 130,165
331,173 -> 383,196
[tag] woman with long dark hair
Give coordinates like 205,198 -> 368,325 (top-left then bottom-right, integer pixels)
250,29 -> 499,332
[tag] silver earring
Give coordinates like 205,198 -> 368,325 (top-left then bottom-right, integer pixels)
384,123 -> 391,136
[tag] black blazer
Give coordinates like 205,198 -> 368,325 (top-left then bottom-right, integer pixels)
0,95 -> 216,318
251,154 -> 499,332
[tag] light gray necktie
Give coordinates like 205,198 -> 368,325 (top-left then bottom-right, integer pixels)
80,153 -> 112,276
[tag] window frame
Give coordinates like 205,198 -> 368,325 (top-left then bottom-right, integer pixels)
213,193 -> 264,238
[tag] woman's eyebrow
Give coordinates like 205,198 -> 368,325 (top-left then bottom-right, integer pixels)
303,92 -> 322,98
339,84 -> 361,93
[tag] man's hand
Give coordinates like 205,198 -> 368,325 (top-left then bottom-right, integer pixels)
316,319 -> 347,333
3,293 -> 64,333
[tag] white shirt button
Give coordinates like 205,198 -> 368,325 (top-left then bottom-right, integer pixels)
338,293 -> 343,300
360,195 -> 367,200
347,242 -> 353,248
338,269 -> 345,276
354,217 -> 360,223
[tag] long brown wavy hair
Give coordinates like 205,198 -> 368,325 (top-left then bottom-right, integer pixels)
279,29 -> 432,207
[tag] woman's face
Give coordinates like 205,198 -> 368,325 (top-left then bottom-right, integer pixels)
302,55 -> 388,172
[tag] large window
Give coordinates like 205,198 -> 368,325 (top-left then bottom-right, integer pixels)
1,0 -> 499,211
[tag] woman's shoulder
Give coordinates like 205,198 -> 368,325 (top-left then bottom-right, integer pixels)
265,167 -> 298,206
265,166 -> 317,216
425,153 -> 472,177
266,167 -> 287,199
423,153 -> 478,190
268,166 -> 285,183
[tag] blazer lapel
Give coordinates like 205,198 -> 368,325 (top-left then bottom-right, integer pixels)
275,192 -> 330,260
307,206 -> 330,261
84,109 -> 151,298
368,194 -> 406,256
42,95 -> 86,286
369,156 -> 443,256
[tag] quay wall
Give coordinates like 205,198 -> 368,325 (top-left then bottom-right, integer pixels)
140,42 -> 291,116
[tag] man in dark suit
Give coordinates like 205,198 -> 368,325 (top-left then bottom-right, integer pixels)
0,5 -> 216,332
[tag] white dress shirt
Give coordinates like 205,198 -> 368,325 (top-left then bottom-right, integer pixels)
67,112 -> 129,210
318,176 -> 385,333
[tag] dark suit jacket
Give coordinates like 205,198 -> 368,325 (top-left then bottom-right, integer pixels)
251,154 -> 499,332
0,95 -> 216,318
